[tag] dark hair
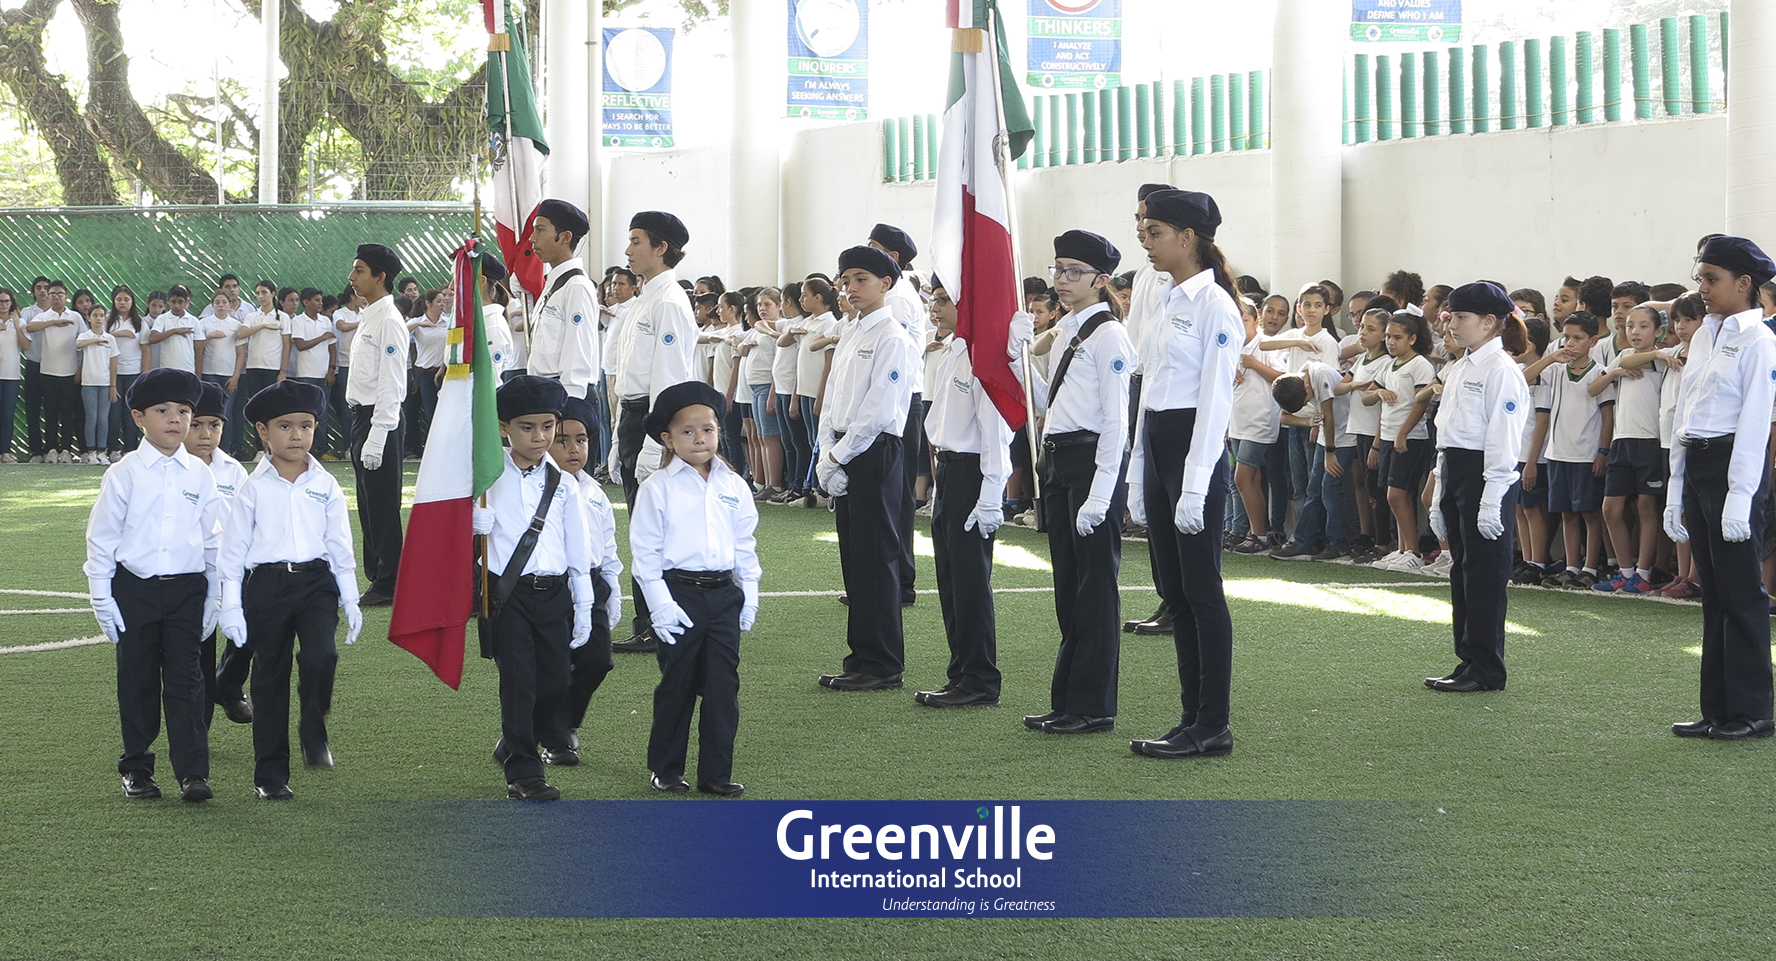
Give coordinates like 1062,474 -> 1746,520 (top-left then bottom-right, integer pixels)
276,286 -> 299,308
1508,287 -> 1547,317
1110,272 -> 1134,291
71,288 -> 95,308
696,275 -> 727,295
642,231 -> 686,269
1562,310 -> 1602,338
1295,284 -> 1335,334
321,295 -> 338,312
1499,315 -> 1529,355
1762,281 -> 1776,306
1523,316 -> 1551,355
1610,280 -> 1651,305
1628,303 -> 1666,328
1424,284 -> 1453,311
421,289 -> 447,310
217,273 -> 239,285
0,287 -> 15,314
1387,310 -> 1432,356
1349,289 -> 1377,306
720,290 -> 748,328
1271,373 -> 1308,412
678,279 -> 694,292
1575,275 -> 1613,316
1235,274 -> 1266,300
1365,294 -> 1399,314
398,276 -> 420,293
1671,292 -> 1706,323
1318,279 -> 1344,308
166,284 -> 189,300
299,287 -> 323,302
804,277 -> 841,317
693,292 -> 721,313
755,286 -> 784,308
609,267 -> 639,286
1649,282 -> 1689,301
783,281 -> 804,310
107,284 -> 142,333
148,290 -> 167,304
804,271 -> 833,284
1383,270 -> 1425,306
31,275 -> 49,287
1023,276 -> 1050,298
393,295 -> 414,318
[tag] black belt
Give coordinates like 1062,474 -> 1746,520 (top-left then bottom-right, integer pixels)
253,559 -> 330,574
620,398 -> 650,413
664,569 -> 734,590
935,449 -> 978,462
350,404 -> 375,414
1681,435 -> 1732,451
517,573 -> 565,590
117,564 -> 198,582
832,430 -> 846,439
1043,430 -> 1099,452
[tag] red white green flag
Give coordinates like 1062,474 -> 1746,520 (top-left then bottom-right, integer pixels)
389,238 -> 505,688
484,0 -> 549,298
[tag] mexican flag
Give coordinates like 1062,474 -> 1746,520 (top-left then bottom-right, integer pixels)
484,0 -> 549,298
932,0 -> 1034,429
389,238 -> 505,689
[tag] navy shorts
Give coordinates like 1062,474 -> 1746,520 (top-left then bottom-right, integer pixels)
1546,460 -> 1605,513
1381,437 -> 1433,492
1516,461 -> 1549,511
1604,437 -> 1668,500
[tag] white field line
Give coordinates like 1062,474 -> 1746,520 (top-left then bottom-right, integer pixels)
0,636 -> 109,655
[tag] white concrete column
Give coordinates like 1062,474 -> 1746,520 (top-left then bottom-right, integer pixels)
545,0 -> 592,212
1726,0 -> 1776,241
728,0 -> 784,282
585,0 -> 604,269
1268,0 -> 1343,290
257,0 -> 281,203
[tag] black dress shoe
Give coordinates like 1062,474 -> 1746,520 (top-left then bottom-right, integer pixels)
217,691 -> 253,724
359,590 -> 393,607
1124,604 -> 1172,635
1136,726 -> 1234,759
818,671 -> 851,688
541,745 -> 580,766
650,773 -> 691,794
838,594 -> 849,606
1130,610 -> 1175,636
827,672 -> 904,692
697,780 -> 746,796
492,737 -> 512,765
255,783 -> 295,800
507,777 -> 561,800
1129,726 -> 1188,754
913,681 -> 960,704
1672,718 -> 1719,738
611,632 -> 658,654
916,686 -> 1000,708
1023,710 -> 1062,730
1708,718 -> 1776,740
121,772 -> 161,799
901,595 -> 916,607
303,743 -> 334,769
1427,676 -> 1501,693
1423,671 -> 1463,688
179,777 -> 213,802
1041,714 -> 1114,734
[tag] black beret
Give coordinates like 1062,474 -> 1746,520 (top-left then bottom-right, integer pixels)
643,380 -> 727,439
928,274 -> 945,291
838,245 -> 902,283
480,253 -> 509,284
194,380 -> 227,421
538,199 -> 591,243
1700,235 -> 1776,288
497,374 -> 569,422
126,368 -> 202,411
559,395 -> 598,433
1137,182 -> 1178,201
1143,189 -> 1222,240
869,223 -> 918,265
355,243 -> 403,279
245,379 -> 326,425
1053,230 -> 1121,276
1446,281 -> 1516,318
630,210 -> 689,249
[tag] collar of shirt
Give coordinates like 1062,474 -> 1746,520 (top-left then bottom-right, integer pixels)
639,269 -> 680,298
854,306 -> 894,334
1063,301 -> 1110,335
250,453 -> 323,485
1175,267 -> 1215,300
659,453 -> 736,485
1465,337 -> 1505,364
1708,306 -> 1764,338
148,444 -> 198,473
544,257 -> 587,289
361,295 -> 397,324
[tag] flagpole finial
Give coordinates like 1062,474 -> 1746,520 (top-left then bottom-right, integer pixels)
952,29 -> 984,53
489,33 -> 512,53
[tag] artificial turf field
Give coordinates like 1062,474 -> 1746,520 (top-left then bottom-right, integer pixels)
1,462 -> 1772,960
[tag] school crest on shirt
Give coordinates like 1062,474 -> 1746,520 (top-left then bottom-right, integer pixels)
889,369 -> 901,383
1111,358 -> 1125,373
181,489 -> 199,505
1216,331 -> 1230,347
1721,345 -> 1741,359
951,376 -> 972,394
1171,316 -> 1193,332
304,488 -> 330,505
717,492 -> 741,510
1504,400 -> 1518,413
385,345 -> 397,355
662,332 -> 676,345
572,313 -> 584,326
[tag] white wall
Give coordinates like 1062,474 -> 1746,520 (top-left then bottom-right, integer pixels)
603,145 -> 731,282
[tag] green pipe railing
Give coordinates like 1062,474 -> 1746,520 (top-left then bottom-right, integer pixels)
1576,31 -> 1595,123
1375,55 -> 1393,141
1471,45 -> 1489,133
1603,27 -> 1622,121
1353,54 -> 1371,143
1423,50 -> 1441,135
1135,84 -> 1152,157
1210,74 -> 1227,151
1116,85 -> 1133,160
1690,15 -> 1711,113
1228,72 -> 1246,150
1499,41 -> 1517,130
1029,96 -> 1045,169
1065,93 -> 1079,165
1550,35 -> 1569,125
1172,79 -> 1188,155
1660,16 -> 1682,116
1400,54 -> 1417,138
1081,90 -> 1098,163
1098,88 -> 1115,160
1524,38 -> 1544,127
1191,77 -> 1206,155
913,113 -> 929,176
1631,23 -> 1654,119
1448,46 -> 1466,133
1247,70 -> 1264,149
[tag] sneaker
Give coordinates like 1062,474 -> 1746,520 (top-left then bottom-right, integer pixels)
1270,541 -> 1317,561
86,451 -> 102,465
1223,531 -> 1245,550
1510,563 -> 1544,585
1424,552 -> 1455,577
1232,535 -> 1271,554
914,501 -> 933,517
1661,577 -> 1702,599
1367,549 -> 1403,569
771,489 -> 801,505
1617,573 -> 1654,595
1544,569 -> 1588,589
1310,543 -> 1348,561
0,453 -> 13,464
1377,550 -> 1423,573
753,486 -> 781,502
1013,510 -> 1038,529
27,454 -> 43,464
1593,571 -> 1632,593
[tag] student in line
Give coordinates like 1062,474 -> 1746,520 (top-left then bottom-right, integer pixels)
1523,311 -> 1615,588
1362,312 -> 1436,572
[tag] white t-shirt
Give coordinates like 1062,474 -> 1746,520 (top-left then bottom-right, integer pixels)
1538,359 -> 1615,464
1336,333 -> 1362,373
1344,351 -> 1390,438
109,319 -> 146,376
201,314 -> 241,378
242,309 -> 288,370
769,322 -> 799,395
37,309 -> 83,377
153,311 -> 202,372
1279,327 -> 1340,373
712,325 -> 743,396
1228,333 -> 1281,444
1657,345 -> 1685,448
0,317 -> 21,379
331,308 -> 358,368
410,316 -> 448,369
1302,360 -> 1353,448
795,313 -> 835,399
1375,353 -> 1436,442
1606,353 -> 1663,441
291,313 -> 336,379
743,328 -> 777,387
78,330 -> 116,387
1518,360 -> 1551,464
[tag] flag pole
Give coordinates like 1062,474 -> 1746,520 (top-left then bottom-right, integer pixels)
981,2 -> 1045,526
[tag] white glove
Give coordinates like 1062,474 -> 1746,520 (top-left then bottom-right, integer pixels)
202,595 -> 220,639
1429,503 -> 1448,541
965,501 -> 1003,538
1174,490 -> 1207,535
220,607 -> 248,648
359,428 -> 387,470
1476,501 -> 1504,541
570,604 -> 593,649
1663,505 -> 1689,544
342,601 -> 363,645
604,577 -> 623,630
1075,495 -> 1110,536
606,443 -> 623,486
740,604 -> 758,632
650,600 -> 694,646
472,506 -> 495,535
1006,311 -> 1035,361
1127,483 -> 1147,526
825,460 -> 850,498
89,590 -> 124,645
1723,516 -> 1752,543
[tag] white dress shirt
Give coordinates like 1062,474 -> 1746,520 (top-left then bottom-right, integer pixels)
1657,345 -> 1685,448
331,308 -> 358,369
110,320 -> 145,376
628,454 -> 761,616
819,306 -> 918,465
152,311 -> 202,372
346,295 -> 411,431
924,336 -> 1013,508
1433,337 -> 1530,504
480,304 -> 514,374
0,316 -> 22,379
77,330 -> 116,387
20,303 -> 43,362
35,309 -> 82,377
1125,262 -> 1171,373
769,321 -> 799,395
84,445 -> 223,584
206,449 -> 250,502
601,299 -> 631,376
241,309 -> 289,370
615,270 -> 697,403
527,258 -> 602,399
885,277 -> 930,394
1131,269 -> 1243,496
572,468 -> 624,598
1033,302 -> 1134,504
217,455 -> 359,603
291,312 -> 336,379
485,454 -> 591,578
200,314 -> 241,377
1669,306 -> 1776,522
712,323 -> 744,396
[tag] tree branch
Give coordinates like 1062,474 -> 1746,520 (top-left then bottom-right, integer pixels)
0,1 -> 119,204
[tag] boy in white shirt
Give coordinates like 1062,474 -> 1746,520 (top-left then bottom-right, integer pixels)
1523,311 -> 1615,588
184,381 -> 254,728
290,288 -> 337,458
25,280 -> 82,462
1269,360 -> 1358,559
200,290 -> 245,456
147,285 -> 202,374
1227,305 -> 1284,553
1590,305 -> 1666,594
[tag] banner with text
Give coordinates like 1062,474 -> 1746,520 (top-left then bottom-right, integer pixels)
1026,0 -> 1121,91
603,26 -> 675,147
787,0 -> 871,120
1351,0 -> 1462,42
